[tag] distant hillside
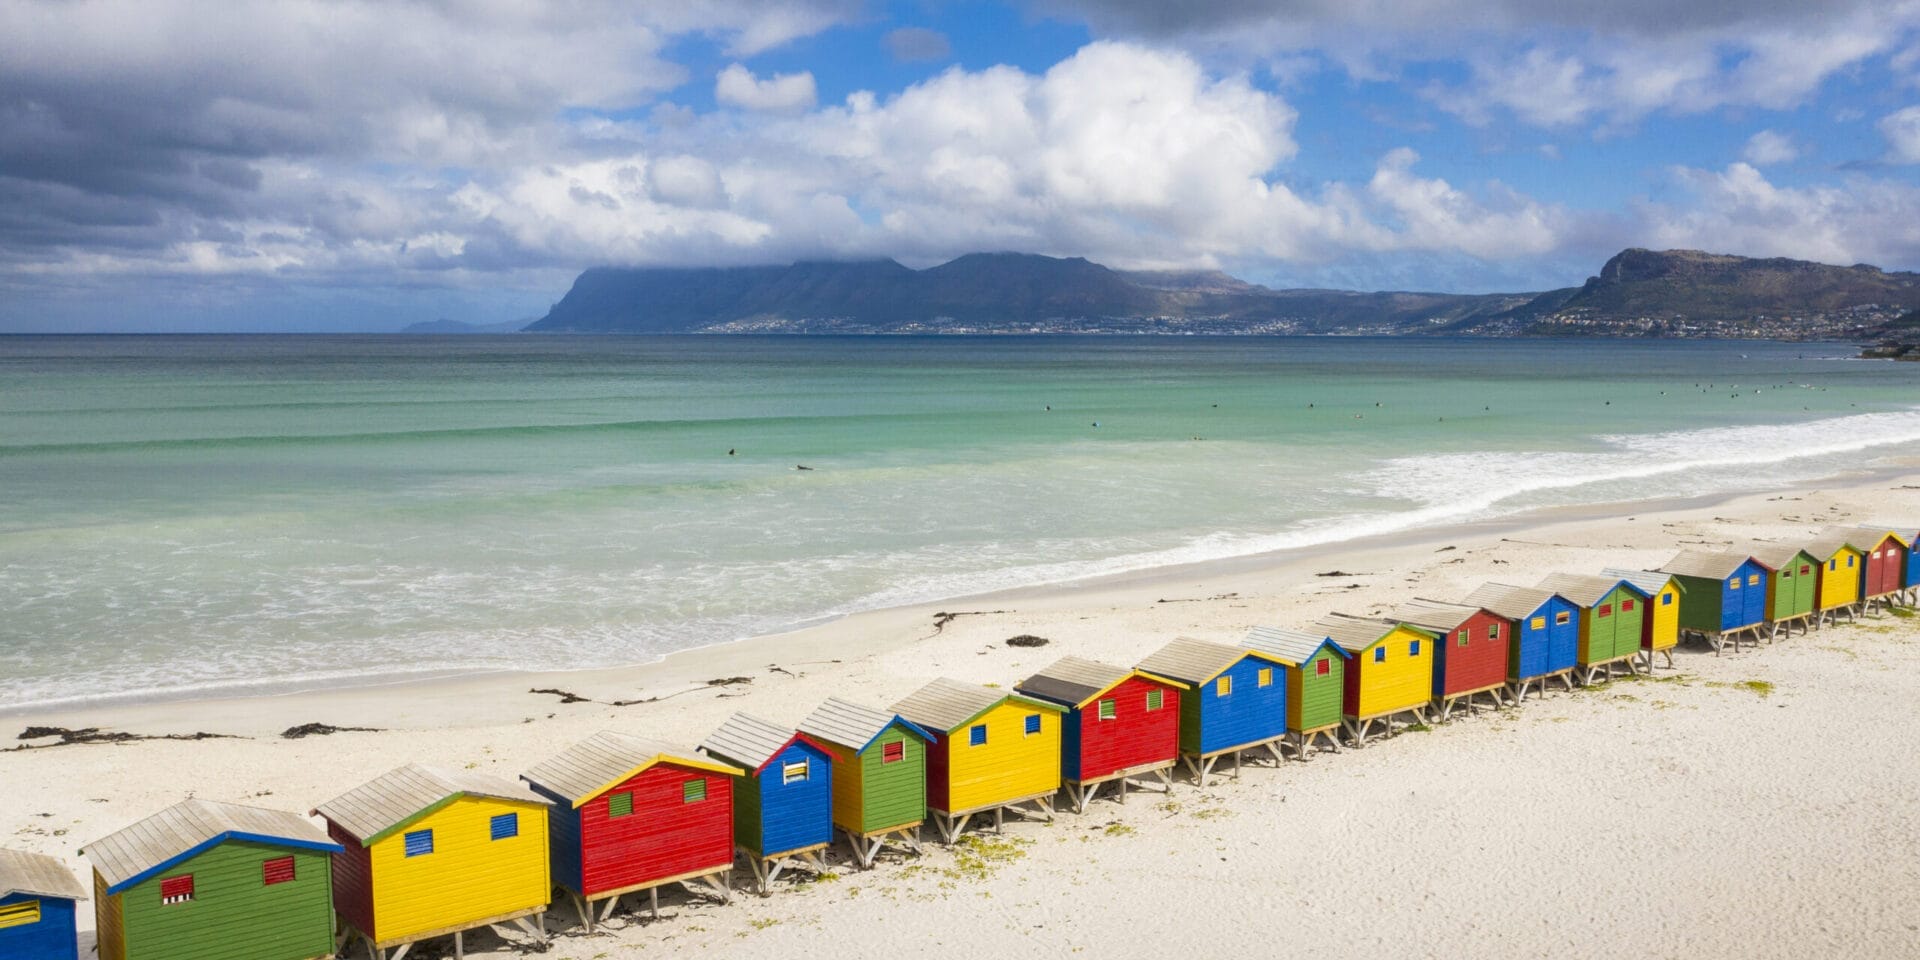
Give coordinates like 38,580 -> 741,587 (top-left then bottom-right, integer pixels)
400,318 -> 529,334
528,248 -> 1920,340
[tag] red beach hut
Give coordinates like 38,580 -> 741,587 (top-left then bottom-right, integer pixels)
520,731 -> 742,930
1840,525 -> 1912,611
1389,597 -> 1512,720
1015,657 -> 1186,812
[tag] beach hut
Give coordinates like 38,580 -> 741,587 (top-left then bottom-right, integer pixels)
1802,532 -> 1867,626
1735,543 -> 1821,639
696,714 -> 835,894
1657,550 -> 1772,653
0,848 -> 87,960
80,799 -> 341,960
1601,568 -> 1682,668
1907,527 -> 1920,604
891,678 -> 1064,841
1315,614 -> 1438,745
1837,525 -> 1912,611
1536,573 -> 1650,683
796,699 -> 935,868
1241,626 -> 1351,757
1134,637 -> 1291,785
519,732 -> 739,930
1015,657 -> 1186,811
1462,583 -> 1580,700
314,764 -> 549,960
1388,598 -> 1512,719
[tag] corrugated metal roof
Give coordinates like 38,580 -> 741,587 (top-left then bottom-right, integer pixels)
797,698 -> 932,753
1314,614 -> 1416,653
1242,626 -> 1342,666
1736,541 -> 1816,570
1803,531 -> 1863,559
0,848 -> 87,901
1015,656 -> 1131,707
1536,573 -> 1643,606
1600,567 -> 1672,596
521,731 -> 731,805
1463,582 -> 1559,620
1388,598 -> 1480,633
890,678 -> 1058,733
315,763 -> 543,843
1659,549 -> 1755,580
82,799 -> 337,891
1135,636 -> 1252,684
698,712 -> 804,772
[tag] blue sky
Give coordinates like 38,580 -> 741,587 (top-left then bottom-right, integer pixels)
4,0 -> 1920,330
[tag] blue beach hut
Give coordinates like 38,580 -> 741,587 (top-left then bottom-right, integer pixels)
0,849 -> 86,960
697,713 -> 835,894
1134,636 -> 1290,786
1462,583 -> 1580,701
1658,549 -> 1771,652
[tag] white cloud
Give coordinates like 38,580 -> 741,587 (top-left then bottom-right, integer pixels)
1640,162 -> 1920,267
715,64 -> 819,112
1742,129 -> 1799,165
1879,106 -> 1920,162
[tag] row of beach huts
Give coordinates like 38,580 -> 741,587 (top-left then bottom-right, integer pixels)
3,524 -> 1916,960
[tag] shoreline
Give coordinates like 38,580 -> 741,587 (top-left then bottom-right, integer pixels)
7,462 -> 1915,735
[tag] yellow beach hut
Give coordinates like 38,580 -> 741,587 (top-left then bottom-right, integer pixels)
1315,614 -> 1438,746
1802,531 -> 1867,626
1601,567 -> 1681,669
314,764 -> 550,960
891,678 -> 1064,842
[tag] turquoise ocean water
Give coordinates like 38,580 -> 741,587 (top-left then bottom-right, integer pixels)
2,335 -> 1918,710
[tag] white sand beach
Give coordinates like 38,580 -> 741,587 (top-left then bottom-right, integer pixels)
5,473 -> 1920,959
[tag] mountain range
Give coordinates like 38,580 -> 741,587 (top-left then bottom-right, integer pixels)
522,248 -> 1920,341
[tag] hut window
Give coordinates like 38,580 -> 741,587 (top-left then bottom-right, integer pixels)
1828,560 -> 1836,572
1847,556 -> 1855,568
608,791 -> 634,818
1728,578 -> 1740,590
1315,659 -> 1331,677
1488,623 -> 1500,639
1097,698 -> 1117,720
1373,647 -> 1385,663
1456,630 -> 1469,648
683,780 -> 707,803
1216,676 -> 1233,696
160,874 -> 195,904
403,829 -> 434,857
1530,616 -> 1545,630
782,760 -> 810,784
969,724 -> 988,746
1408,639 -> 1421,657
1256,667 -> 1273,687
1663,594 -> 1673,606
882,741 -> 905,764
491,813 -> 519,840
1024,714 -> 1042,736
1598,604 -> 1612,617
1749,574 -> 1762,585
1800,564 -> 1811,576
1146,688 -> 1165,710
262,856 -> 296,886
1554,612 -> 1571,626
0,900 -> 41,929
1622,599 -> 1635,612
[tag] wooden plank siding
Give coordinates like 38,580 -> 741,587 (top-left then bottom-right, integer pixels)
1053,674 -> 1181,783
1190,656 -> 1288,755
546,763 -> 732,899
741,741 -> 835,858
855,727 -> 925,835
1430,610 -> 1511,699
1576,585 -> 1648,666
93,872 -> 123,960
323,821 -> 374,947
1860,533 -> 1907,598
1342,625 -> 1435,720
1814,546 -> 1866,612
361,796 -> 549,945
1290,647 -> 1345,732
937,701 -> 1062,815
112,841 -> 333,960
1,890 -> 77,960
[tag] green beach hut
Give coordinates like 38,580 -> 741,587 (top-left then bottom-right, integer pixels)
1242,625 -> 1351,758
1536,573 -> 1649,684
1741,541 -> 1821,639
81,800 -> 342,960
796,698 -> 935,868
